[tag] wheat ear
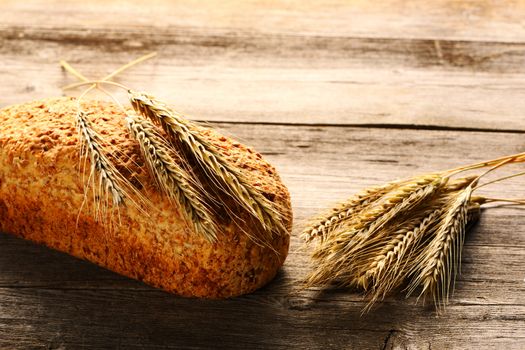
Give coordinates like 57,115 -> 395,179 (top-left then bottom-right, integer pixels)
408,186 -> 472,308
76,111 -> 127,220
125,113 -> 218,242
128,91 -> 285,242
337,174 -> 447,259
361,205 -> 446,305
303,175 -> 474,244
314,200 -> 447,290
303,175 -> 444,284
362,199 -> 480,311
301,183 -> 396,243
302,174 -> 475,291
325,176 -> 442,251
445,175 -> 477,192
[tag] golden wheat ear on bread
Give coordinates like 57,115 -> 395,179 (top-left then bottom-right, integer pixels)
0,97 -> 292,298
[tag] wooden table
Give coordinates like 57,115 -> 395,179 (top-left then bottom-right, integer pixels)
1,1 -> 524,348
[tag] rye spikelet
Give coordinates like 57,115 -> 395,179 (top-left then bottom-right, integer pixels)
408,186 -> 473,308
125,113 -> 218,242
128,90 -> 285,244
76,111 -> 128,221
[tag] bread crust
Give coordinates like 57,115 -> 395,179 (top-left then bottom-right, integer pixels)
0,98 -> 292,298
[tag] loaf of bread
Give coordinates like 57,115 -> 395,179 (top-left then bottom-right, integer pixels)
0,98 -> 292,298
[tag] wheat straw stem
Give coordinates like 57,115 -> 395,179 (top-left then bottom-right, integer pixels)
445,176 -> 477,192
61,53 -> 156,104
61,52 -> 156,84
103,52 -> 157,81
63,80 -> 131,92
481,197 -> 525,205
445,152 -> 525,175
60,60 -> 90,82
473,170 -> 525,191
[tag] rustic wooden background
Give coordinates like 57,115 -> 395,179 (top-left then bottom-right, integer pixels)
1,1 -> 525,348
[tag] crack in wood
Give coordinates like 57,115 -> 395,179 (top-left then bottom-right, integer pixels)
210,120 -> 525,135
381,329 -> 397,350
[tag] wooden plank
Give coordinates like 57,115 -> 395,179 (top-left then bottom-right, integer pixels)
2,28 -> 525,131
2,1 -> 525,348
2,1 -> 525,130
1,123 -> 524,349
3,0 -> 525,42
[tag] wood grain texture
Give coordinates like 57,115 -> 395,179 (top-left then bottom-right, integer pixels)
1,0 -> 525,349
1,123 -> 525,349
2,1 -> 525,130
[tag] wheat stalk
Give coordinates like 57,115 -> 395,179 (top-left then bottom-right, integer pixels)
61,56 -> 289,245
76,111 -> 128,220
303,175 -> 444,285
125,113 -> 218,242
363,198 -> 480,311
357,192 -> 466,282
301,169 -> 491,312
363,207 -> 444,284
301,183 -> 396,243
333,174 -> 448,262
360,204 -> 447,309
128,90 -> 286,244
302,175 -> 476,244
306,196 -> 445,289
444,175 -> 477,192
304,176 -> 476,252
407,186 -> 472,308
63,73 -> 285,245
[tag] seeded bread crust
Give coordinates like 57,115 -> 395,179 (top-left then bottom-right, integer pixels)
0,98 -> 292,298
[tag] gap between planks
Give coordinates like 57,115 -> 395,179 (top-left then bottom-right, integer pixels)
205,120 -> 525,135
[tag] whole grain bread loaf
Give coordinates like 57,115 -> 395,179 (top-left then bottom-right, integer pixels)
0,97 -> 292,298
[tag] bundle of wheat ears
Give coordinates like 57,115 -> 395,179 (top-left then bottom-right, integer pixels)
302,154 -> 525,311
61,53 -> 286,247
63,53 -> 523,312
